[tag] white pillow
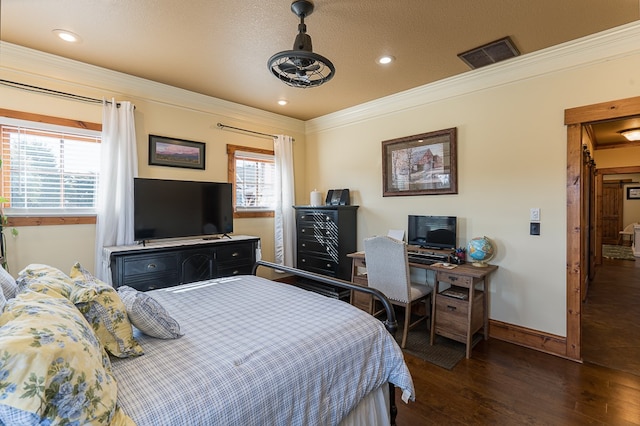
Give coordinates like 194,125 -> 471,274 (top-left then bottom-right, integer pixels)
0,266 -> 17,299
118,286 -> 183,339
0,285 -> 5,312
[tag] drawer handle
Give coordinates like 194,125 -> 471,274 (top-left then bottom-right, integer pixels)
326,263 -> 331,268
302,243 -> 306,247
447,305 -> 457,311
301,259 -> 306,263
232,252 -> 240,257
302,229 -> 306,233
147,263 -> 157,270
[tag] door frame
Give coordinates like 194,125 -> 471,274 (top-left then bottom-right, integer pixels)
564,95 -> 640,360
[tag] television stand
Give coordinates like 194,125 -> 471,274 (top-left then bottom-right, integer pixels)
105,235 -> 260,291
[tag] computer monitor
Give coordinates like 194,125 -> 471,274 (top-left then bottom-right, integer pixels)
407,215 -> 457,250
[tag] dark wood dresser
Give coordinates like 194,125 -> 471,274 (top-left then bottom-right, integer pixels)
294,205 -> 358,281
105,235 -> 260,291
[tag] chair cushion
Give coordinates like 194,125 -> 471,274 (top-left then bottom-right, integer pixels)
409,282 -> 432,301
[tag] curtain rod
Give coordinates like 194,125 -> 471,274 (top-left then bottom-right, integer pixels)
0,79 -> 121,107
217,122 -> 295,142
217,122 -> 277,139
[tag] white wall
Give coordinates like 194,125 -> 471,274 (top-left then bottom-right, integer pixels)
303,24 -> 640,337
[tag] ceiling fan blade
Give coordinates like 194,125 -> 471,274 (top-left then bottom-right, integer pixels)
277,63 -> 298,74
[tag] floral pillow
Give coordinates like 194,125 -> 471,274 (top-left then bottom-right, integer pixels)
16,264 -> 75,300
69,263 -> 144,359
0,290 -> 134,425
118,285 -> 183,339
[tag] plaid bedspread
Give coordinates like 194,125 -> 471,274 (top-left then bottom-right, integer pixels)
110,275 -> 414,425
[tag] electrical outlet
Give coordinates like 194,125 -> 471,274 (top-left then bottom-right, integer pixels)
530,208 -> 540,222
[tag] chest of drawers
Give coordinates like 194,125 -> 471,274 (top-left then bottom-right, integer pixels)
294,205 -> 358,281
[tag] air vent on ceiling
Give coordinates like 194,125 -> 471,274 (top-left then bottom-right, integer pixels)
458,36 -> 520,70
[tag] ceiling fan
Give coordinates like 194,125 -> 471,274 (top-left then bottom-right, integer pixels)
267,0 -> 335,88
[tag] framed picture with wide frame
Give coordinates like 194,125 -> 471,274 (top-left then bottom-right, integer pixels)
148,134 -> 206,170
382,127 -> 457,196
627,186 -> 640,200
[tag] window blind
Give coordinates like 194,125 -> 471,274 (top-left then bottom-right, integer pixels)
234,150 -> 276,211
0,124 -> 101,215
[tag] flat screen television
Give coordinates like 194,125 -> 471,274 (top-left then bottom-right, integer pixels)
134,178 -> 233,242
407,215 -> 457,250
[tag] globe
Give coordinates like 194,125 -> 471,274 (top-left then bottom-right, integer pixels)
467,236 -> 495,267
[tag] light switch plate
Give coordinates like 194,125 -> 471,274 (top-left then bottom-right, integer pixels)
530,208 -> 540,221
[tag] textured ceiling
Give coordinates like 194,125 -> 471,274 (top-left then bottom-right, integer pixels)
1,0 -> 639,122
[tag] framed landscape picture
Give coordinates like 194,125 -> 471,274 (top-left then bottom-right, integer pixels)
149,134 -> 206,170
382,127 -> 457,196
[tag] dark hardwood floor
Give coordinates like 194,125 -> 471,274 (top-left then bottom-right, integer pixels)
394,257 -> 640,425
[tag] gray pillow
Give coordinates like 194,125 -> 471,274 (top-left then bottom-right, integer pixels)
118,286 -> 183,339
0,285 -> 5,312
0,266 -> 17,299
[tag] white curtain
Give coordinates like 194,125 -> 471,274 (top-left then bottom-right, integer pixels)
274,135 -> 295,267
95,99 -> 138,282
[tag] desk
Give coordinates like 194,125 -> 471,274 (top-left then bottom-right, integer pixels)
347,251 -> 497,358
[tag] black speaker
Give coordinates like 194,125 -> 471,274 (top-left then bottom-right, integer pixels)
326,189 -> 350,205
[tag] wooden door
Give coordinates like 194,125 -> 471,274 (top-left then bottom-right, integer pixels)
601,182 -> 623,245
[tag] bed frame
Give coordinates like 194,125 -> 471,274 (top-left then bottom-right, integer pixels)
253,260 -> 400,425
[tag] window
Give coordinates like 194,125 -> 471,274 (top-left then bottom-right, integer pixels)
227,144 -> 276,218
0,116 -> 101,216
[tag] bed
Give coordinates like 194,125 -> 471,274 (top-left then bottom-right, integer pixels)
0,260 -> 414,425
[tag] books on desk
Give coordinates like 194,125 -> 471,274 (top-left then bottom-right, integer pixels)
441,286 -> 468,300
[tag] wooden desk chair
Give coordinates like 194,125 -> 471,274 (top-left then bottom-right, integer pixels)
363,236 -> 432,348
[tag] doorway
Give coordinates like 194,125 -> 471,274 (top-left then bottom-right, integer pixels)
564,95 -> 640,361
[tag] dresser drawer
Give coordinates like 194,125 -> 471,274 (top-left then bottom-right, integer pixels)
435,290 -> 484,340
436,271 -> 473,288
298,238 -> 337,256
297,210 -> 338,224
123,273 -> 179,292
123,253 -> 179,277
435,296 -> 468,336
216,243 -> 255,264
297,254 -> 338,276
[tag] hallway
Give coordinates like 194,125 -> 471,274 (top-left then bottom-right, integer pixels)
582,257 -> 640,375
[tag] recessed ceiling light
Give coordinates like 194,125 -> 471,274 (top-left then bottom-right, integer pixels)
278,99 -> 288,106
377,55 -> 395,65
53,29 -> 81,43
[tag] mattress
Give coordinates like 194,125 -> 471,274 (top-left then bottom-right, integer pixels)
110,275 -> 414,425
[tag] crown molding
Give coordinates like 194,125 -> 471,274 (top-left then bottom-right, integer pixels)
306,20 -> 640,134
0,41 -> 305,135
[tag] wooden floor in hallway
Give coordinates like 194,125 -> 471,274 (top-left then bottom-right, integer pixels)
394,256 -> 640,425
583,257 -> 640,376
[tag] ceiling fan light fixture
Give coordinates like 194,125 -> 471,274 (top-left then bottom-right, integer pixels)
620,128 -> 640,141
268,0 -> 335,89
